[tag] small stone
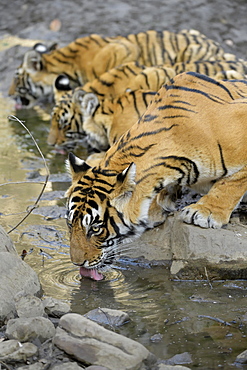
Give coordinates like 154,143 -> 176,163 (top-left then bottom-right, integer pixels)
157,364 -> 191,370
17,364 -> 44,370
43,297 -> 70,318
6,316 -> 55,343
162,352 -> 193,366
15,294 -> 45,318
0,339 -> 20,357
86,366 -> 110,370
235,349 -> 247,364
150,333 -> 163,342
51,362 -> 83,369
84,307 -> 129,327
0,340 -> 37,362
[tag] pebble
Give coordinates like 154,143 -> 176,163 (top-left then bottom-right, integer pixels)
15,294 -> 45,318
6,316 -> 56,343
0,339 -> 38,362
235,349 -> 247,364
43,297 -> 70,317
84,307 -> 130,327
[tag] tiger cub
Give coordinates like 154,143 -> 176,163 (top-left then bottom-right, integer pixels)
48,88 -> 156,153
65,72 -> 247,274
53,59 -> 247,102
8,29 -> 232,109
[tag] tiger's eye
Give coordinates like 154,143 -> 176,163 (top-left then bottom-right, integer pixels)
92,226 -> 100,233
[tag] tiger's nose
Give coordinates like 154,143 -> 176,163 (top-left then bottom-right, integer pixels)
73,261 -> 86,267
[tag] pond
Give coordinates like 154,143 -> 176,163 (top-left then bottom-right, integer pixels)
1,95 -> 247,369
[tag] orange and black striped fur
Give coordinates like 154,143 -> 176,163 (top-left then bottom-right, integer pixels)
9,29 -> 232,108
48,59 -> 247,151
65,72 -> 247,271
48,87 -> 156,153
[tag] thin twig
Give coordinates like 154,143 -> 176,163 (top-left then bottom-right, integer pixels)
0,181 -> 45,187
204,266 -> 213,289
7,115 -> 50,234
198,315 -> 235,327
98,307 -> 116,332
0,360 -> 12,370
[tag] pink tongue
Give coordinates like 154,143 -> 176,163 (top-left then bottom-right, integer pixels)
15,102 -> 23,110
80,267 -> 104,281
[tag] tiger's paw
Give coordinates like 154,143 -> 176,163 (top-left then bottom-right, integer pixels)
180,204 -> 226,229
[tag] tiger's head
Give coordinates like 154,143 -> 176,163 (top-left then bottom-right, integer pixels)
8,43 -> 58,109
48,75 -> 102,151
65,152 -> 144,279
48,75 -> 85,150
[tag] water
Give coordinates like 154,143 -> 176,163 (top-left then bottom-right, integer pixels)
1,96 -> 247,369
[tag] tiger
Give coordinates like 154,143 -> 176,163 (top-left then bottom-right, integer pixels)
48,59 -> 247,151
48,87 -> 157,153
53,58 -> 247,102
8,28 -> 233,109
65,71 -> 247,279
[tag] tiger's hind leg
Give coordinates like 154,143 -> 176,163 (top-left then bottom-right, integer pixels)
180,166 -> 247,228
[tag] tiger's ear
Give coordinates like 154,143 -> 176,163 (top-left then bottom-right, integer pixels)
66,152 -> 91,180
23,50 -> 43,72
73,92 -> 99,117
33,43 -> 48,54
55,75 -> 72,92
110,163 -> 136,211
33,42 -> 58,53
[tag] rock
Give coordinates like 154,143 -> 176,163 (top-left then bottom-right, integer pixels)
51,362 -> 85,369
84,307 -> 130,327
162,352 -> 193,366
124,213 -> 247,280
170,215 -> 247,279
150,333 -> 163,342
53,313 -> 156,370
0,225 -> 17,254
0,226 -> 42,324
235,349 -> 247,364
0,339 -> 38,362
0,339 -> 20,357
15,294 -> 45,318
6,316 -> 56,343
43,297 -> 70,318
86,366 -> 110,370
18,364 -> 45,370
157,365 -> 191,370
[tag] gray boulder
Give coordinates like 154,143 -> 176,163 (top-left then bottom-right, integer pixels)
0,226 -> 41,323
53,313 -> 155,370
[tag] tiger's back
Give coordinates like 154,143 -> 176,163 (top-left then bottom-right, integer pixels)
49,57 -> 247,150
9,29 -> 232,108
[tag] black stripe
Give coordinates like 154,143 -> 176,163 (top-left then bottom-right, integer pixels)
166,84 -> 225,104
218,143 -> 228,177
130,91 -> 141,117
157,104 -> 197,113
186,72 -> 236,100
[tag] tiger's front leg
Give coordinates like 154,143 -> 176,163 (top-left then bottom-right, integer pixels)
180,166 -> 247,228
147,186 -> 181,228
